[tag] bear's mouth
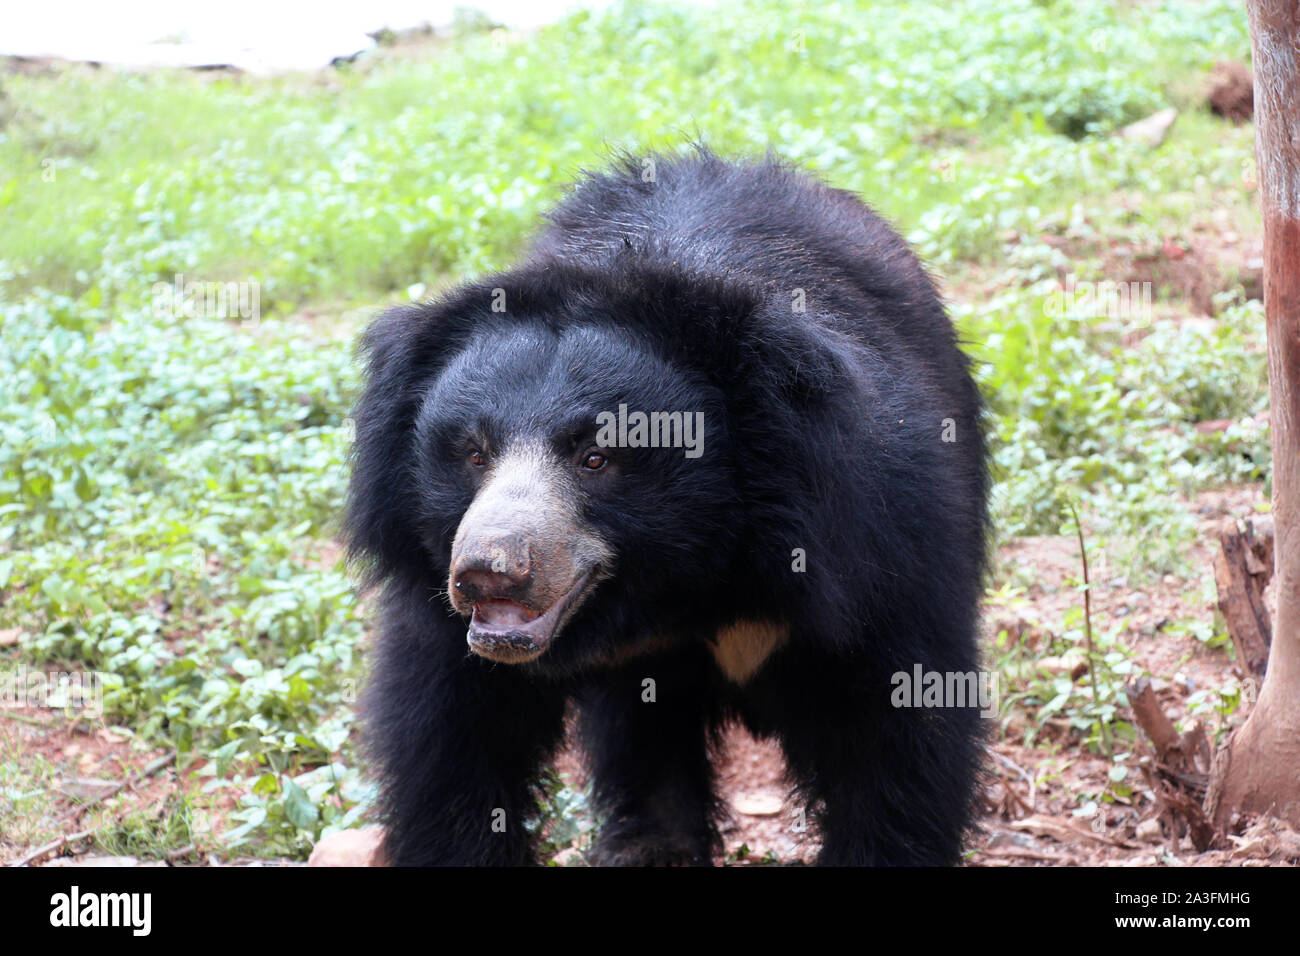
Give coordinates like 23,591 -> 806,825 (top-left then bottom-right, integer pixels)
466,569 -> 599,663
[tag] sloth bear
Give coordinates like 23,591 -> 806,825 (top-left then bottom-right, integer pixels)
346,150 -> 989,866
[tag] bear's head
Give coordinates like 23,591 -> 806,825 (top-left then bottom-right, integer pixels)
346,267 -> 775,674
419,319 -> 740,667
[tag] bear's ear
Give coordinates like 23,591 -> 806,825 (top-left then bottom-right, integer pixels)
734,304 -> 852,408
668,284 -> 846,408
606,263 -> 846,407
344,298 -> 471,587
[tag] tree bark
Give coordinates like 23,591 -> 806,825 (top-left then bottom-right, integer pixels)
1207,0 -> 1300,831
1212,516 -> 1273,676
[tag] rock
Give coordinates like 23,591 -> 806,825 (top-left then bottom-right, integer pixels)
1136,817 -> 1164,844
308,826 -> 386,867
1117,108 -> 1178,148
987,829 -> 1038,850
732,792 -> 784,816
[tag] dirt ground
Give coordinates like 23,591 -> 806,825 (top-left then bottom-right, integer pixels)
5,485 -> 1298,867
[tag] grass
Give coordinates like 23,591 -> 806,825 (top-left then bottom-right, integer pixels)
0,737 -> 59,849
0,0 -> 1268,858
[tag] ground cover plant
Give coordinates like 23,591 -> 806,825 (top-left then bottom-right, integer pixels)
0,0 -> 1270,863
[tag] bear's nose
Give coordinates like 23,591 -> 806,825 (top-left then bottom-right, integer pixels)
451,538 -> 533,603
453,566 -> 531,603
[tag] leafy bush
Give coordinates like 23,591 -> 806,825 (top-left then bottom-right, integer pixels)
0,293 -> 366,854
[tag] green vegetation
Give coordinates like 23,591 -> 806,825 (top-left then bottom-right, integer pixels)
0,0 -> 1267,857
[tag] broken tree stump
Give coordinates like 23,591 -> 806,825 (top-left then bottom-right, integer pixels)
1127,676 -> 1218,851
1212,516 -> 1274,676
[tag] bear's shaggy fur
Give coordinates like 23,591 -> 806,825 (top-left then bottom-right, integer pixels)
346,150 -> 989,866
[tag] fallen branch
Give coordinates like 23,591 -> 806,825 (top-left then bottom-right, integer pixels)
1009,813 -> 1137,849
1128,676 -> 1180,757
54,750 -> 175,827
7,827 -> 100,868
986,745 -> 1037,813
0,712 -> 54,727
1127,678 -> 1218,851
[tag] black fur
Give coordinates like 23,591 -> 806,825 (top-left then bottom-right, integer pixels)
346,149 -> 989,866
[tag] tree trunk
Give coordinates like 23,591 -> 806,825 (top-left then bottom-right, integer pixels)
1207,0 -> 1300,831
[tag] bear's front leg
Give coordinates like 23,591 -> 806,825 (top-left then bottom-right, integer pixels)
578,646 -> 722,866
771,648 -> 984,867
364,583 -> 567,866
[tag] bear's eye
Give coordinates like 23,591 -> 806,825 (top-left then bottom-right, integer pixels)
469,449 -> 487,468
580,451 -> 608,471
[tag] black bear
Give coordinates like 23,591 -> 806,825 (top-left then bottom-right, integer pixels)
346,149 -> 989,866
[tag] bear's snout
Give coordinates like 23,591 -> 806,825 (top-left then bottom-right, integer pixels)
446,441 -> 611,662
451,535 -> 534,604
